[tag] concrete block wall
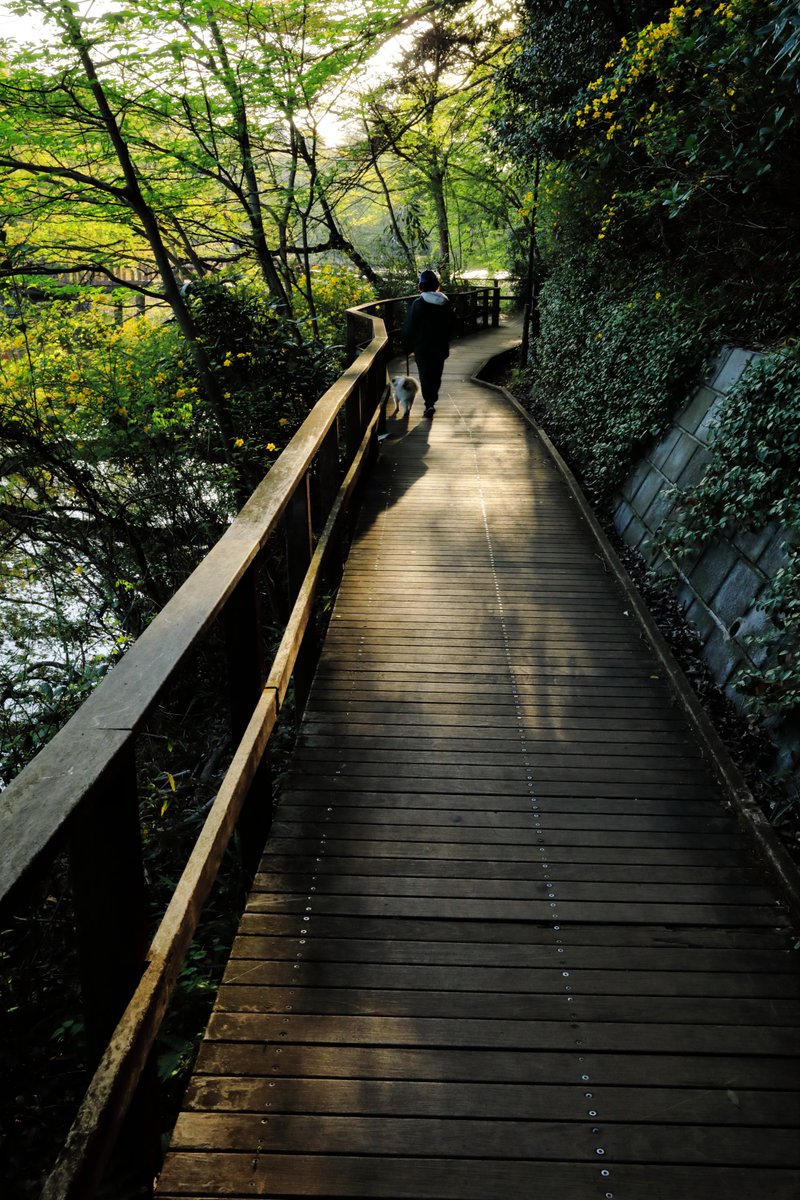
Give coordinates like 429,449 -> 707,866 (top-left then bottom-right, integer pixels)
612,346 -> 797,784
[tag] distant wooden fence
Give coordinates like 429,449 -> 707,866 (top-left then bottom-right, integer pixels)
0,285 -> 501,1199
349,282 -> 502,360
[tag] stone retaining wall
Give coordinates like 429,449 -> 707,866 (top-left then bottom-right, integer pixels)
612,346 -> 797,784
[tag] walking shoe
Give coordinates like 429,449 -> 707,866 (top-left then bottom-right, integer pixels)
423,406 -> 436,417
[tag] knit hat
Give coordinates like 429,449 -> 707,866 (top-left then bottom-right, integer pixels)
418,269 -> 440,292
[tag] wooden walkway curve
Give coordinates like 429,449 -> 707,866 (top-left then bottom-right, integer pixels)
156,321 -> 800,1200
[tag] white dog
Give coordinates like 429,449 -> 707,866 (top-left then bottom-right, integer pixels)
390,374 -> 419,418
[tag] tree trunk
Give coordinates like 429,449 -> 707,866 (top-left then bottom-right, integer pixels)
57,1 -> 239,467
521,156 -> 541,368
372,150 -> 418,279
293,126 -> 384,290
205,13 -> 292,313
429,164 -> 451,282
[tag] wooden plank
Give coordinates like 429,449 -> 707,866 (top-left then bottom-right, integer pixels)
204,1011 -> 800,1056
164,1112 -> 800,1164
274,807 -> 732,832
255,851 -> 762,878
277,774 -> 725,798
219,956 -> 800,997
229,935 -> 795,973
287,750 -> 712,773
248,874 -> 776,907
302,707 -> 691,729
274,779 -> 725,798
183,1077 -> 800,1125
273,797 -> 728,819
263,835 -> 755,865
236,914 -> 791,949
268,821 -> 743,849
298,730 -> 699,751
246,892 -> 782,926
212,985 -> 800,1026
156,1155 -> 800,1199
193,1041 -> 800,1089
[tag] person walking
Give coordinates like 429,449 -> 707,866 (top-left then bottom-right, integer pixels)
401,269 -> 457,417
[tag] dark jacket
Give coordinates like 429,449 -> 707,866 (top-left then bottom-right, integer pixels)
401,292 -> 457,360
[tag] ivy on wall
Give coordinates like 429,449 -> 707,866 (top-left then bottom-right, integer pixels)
656,342 -> 800,724
526,248 -> 710,504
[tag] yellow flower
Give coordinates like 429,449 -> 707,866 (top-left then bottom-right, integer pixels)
278,417 -> 289,426
655,291 -> 662,299
175,388 -> 186,398
266,442 -> 277,452
234,437 -> 244,447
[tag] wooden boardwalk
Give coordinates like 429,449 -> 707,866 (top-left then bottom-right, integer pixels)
157,322 -> 800,1199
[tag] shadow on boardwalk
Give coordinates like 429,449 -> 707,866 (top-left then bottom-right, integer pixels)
156,317 -> 800,1200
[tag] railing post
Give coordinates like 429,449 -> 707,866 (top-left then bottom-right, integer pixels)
68,749 -> 159,1191
224,564 -> 271,881
374,355 -> 388,438
68,750 -> 148,1066
285,475 -> 317,712
492,281 -> 501,327
345,383 -> 363,462
345,310 -> 358,366
314,423 -> 340,536
388,299 -> 407,357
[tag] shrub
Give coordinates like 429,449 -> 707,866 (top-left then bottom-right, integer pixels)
528,248 -> 710,503
291,264 -> 377,347
657,341 -> 800,724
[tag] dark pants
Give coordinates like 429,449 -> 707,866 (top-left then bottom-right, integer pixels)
415,351 -> 446,408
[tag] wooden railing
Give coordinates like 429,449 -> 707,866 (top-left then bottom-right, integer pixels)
348,282 -> 501,360
0,285 -> 501,1199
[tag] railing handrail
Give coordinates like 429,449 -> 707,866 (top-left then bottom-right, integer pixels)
2,281 -> 501,902
2,285 -> 501,1199
0,317 -> 385,903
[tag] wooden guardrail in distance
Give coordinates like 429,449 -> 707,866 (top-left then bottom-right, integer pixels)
346,283 -> 501,361
1,286 -> 500,1200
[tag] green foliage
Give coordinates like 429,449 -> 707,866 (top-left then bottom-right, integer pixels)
656,343 -> 800,722
0,293 -> 230,611
291,264 -> 377,346
182,276 -> 340,466
352,5 -> 518,283
498,0 -> 800,762
528,248 -> 710,503
569,0 -> 799,317
0,278 -> 338,788
0,637 -> 122,788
